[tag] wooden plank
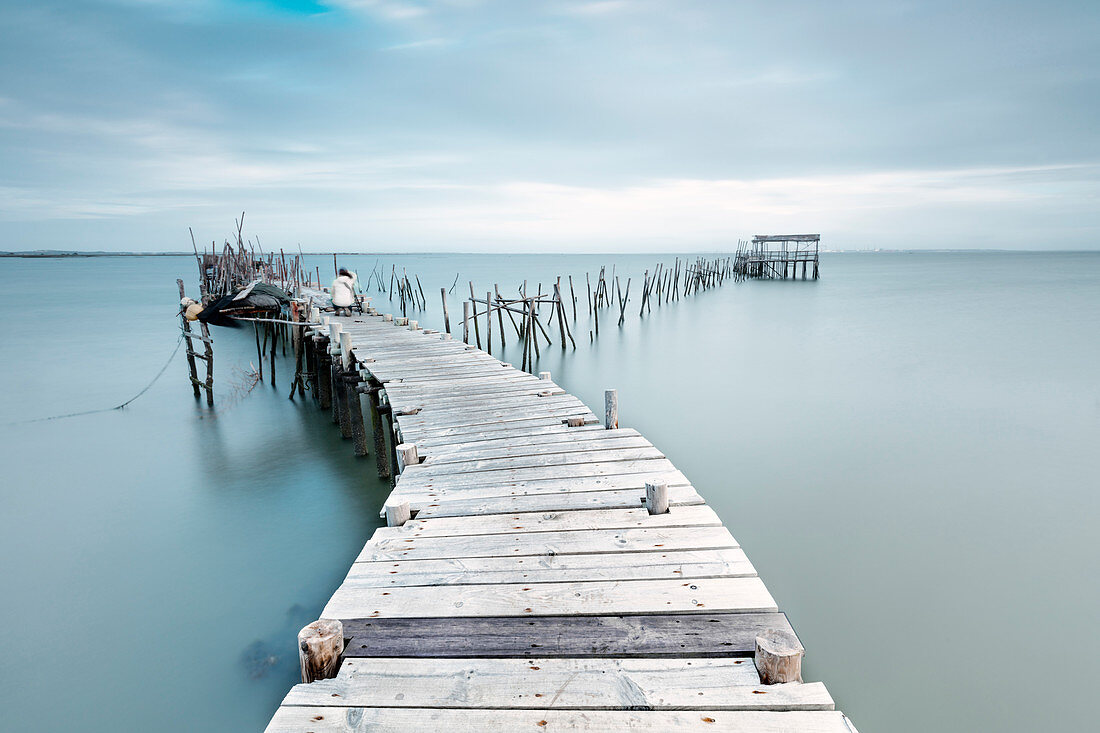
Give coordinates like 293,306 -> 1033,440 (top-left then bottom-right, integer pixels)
389,470 -> 692,509
402,447 -> 665,477
397,402 -> 593,428
413,423 -> 606,449
397,403 -> 593,431
345,548 -> 756,588
391,458 -> 679,490
388,387 -> 568,412
384,375 -> 551,393
412,484 -> 704,519
281,657 -> 834,711
341,611 -> 800,658
390,391 -> 580,414
374,505 -> 722,540
266,708 -> 853,732
420,428 -> 646,457
422,434 -> 652,461
385,383 -> 557,403
322,576 -> 777,618
397,404 -> 594,429
356,524 -> 736,562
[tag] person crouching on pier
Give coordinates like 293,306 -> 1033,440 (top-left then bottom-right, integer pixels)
331,268 -> 358,316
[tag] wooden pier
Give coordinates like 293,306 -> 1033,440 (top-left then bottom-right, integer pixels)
734,235 -> 820,280
265,306 -> 859,732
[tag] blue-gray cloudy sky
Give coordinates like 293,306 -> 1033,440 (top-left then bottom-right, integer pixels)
1,0 -> 1097,251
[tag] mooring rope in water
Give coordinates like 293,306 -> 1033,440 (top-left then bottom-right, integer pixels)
8,334 -> 186,425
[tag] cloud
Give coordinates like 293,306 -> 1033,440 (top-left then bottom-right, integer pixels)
326,0 -> 428,20
1,0 -> 1098,250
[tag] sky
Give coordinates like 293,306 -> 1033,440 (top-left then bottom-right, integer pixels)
0,0 -> 1098,252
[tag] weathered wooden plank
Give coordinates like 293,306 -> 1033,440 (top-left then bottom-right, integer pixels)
388,470 -> 691,509
341,611 -> 800,658
398,408 -> 596,436
345,548 -> 756,588
421,428 -> 646,457
397,403 -> 593,429
397,402 -> 593,430
322,576 -> 776,619
388,387 -> 568,413
403,447 -> 665,477
412,423 -> 606,449
373,505 -> 722,540
266,708 -> 853,732
357,524 -> 737,562
412,484 -> 703,518
281,657 -> 834,711
391,458 -> 679,490
393,388 -> 573,406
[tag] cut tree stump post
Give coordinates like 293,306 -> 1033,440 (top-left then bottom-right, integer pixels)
385,499 -> 411,527
298,619 -> 344,683
645,481 -> 669,514
605,389 -> 618,429
755,629 -> 804,684
396,443 -> 419,472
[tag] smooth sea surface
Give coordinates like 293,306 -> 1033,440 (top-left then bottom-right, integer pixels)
1,251 -> 1097,732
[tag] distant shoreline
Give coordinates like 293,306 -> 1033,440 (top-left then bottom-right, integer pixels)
2,249 -> 1098,258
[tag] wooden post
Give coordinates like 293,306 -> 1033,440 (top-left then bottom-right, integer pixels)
469,283 -> 481,348
315,337 -> 331,409
645,481 -> 669,514
384,498 -> 411,527
494,286 -> 507,346
345,371 -> 369,457
462,301 -> 470,344
199,321 -> 214,406
396,443 -> 419,472
440,288 -> 451,334
298,619 -> 343,683
605,388 -> 618,429
539,371 -> 551,381
177,280 -> 201,398
268,322 -> 276,387
363,381 -> 391,480
755,630 -> 804,684
485,291 -> 493,354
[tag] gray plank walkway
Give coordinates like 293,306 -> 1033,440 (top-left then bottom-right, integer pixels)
265,310 -> 860,732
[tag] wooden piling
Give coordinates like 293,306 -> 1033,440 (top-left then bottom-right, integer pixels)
645,481 -> 669,515
440,288 -> 451,334
486,291 -> 493,355
361,379 -> 391,480
384,498 -> 411,528
605,388 -> 618,429
345,370 -> 369,457
298,619 -> 343,683
396,443 -> 419,472
755,630 -> 804,684
315,337 -> 331,409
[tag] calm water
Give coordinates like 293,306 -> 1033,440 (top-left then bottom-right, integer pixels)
1,252 -> 1097,732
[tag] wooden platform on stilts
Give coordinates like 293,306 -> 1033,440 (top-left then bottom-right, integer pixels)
265,308 -> 859,732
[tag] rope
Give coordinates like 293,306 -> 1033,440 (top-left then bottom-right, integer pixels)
10,335 -> 186,425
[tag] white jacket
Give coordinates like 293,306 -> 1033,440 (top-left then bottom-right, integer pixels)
331,272 -> 357,307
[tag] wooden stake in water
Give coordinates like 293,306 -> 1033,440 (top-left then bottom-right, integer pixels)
440,288 -> 451,334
